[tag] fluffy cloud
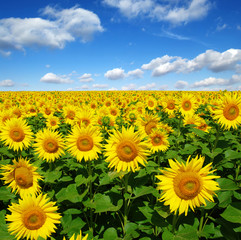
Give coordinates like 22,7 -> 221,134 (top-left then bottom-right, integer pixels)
175,80 -> 188,89
40,73 -> 74,84
103,0 -> 210,24
121,83 -> 136,90
0,6 -> 104,55
191,74 -> 241,88
92,83 -> 109,88
0,79 -> 14,87
138,82 -> 156,90
142,49 -> 241,77
79,73 -> 94,82
104,68 -> 126,80
127,69 -> 144,78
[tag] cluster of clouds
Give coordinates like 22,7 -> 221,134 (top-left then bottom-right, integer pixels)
2,48 -> 241,90
0,6 -> 104,56
103,0 -> 211,24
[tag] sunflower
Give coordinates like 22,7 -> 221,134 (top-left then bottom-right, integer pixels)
0,118 -> 33,151
63,105 -> 78,125
46,115 -> 60,130
34,128 -> 65,162
6,194 -> 61,240
178,93 -> 198,116
66,125 -> 102,162
136,112 -> 162,136
0,157 -> 42,198
74,107 -> 96,128
146,96 -> 157,110
148,129 -> 169,153
63,231 -> 88,240
156,155 -> 220,216
104,126 -> 150,172
212,92 -> 241,130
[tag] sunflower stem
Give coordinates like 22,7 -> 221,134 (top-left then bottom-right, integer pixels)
87,160 -> 94,234
172,213 -> 179,233
198,209 -> 205,233
123,172 -> 130,235
212,125 -> 220,154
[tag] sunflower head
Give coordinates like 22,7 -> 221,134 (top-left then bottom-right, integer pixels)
156,155 -> 220,216
6,194 -> 61,240
0,157 -> 42,198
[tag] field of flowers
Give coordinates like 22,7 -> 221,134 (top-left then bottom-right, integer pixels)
0,90 -> 240,240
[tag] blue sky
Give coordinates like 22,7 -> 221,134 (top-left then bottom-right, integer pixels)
1,0 -> 241,91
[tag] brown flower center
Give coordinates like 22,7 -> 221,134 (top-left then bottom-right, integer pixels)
43,139 -> 59,153
116,141 -> 138,162
151,135 -> 163,146
173,172 -> 201,200
223,104 -> 239,120
145,121 -> 157,135
50,120 -> 57,126
14,167 -> 33,188
182,100 -> 192,111
67,111 -> 75,120
148,100 -> 154,107
167,100 -> 175,110
9,127 -> 25,142
76,136 -> 93,151
82,118 -> 90,127
23,207 -> 46,230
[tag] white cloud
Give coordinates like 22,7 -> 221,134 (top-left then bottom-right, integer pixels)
0,49 -> 11,57
0,6 -> 104,53
92,83 -> 109,88
103,0 -> 210,24
127,69 -> 144,78
216,23 -> 228,31
159,84 -> 169,90
79,73 -> 94,82
104,68 -> 126,80
81,84 -> 90,89
175,80 -> 188,89
108,87 -> 118,90
0,79 -> 14,87
40,72 -> 74,84
142,49 -> 241,77
138,82 -> 156,90
191,74 -> 241,88
121,83 -> 136,90
45,64 -> 51,68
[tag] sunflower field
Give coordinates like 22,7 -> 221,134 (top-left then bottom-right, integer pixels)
0,90 -> 241,240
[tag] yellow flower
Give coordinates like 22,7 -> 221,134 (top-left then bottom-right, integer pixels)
212,92 -> 241,130
104,126 -> 150,172
0,118 -> 33,151
6,194 -> 61,240
66,125 -> 103,162
156,155 -> 220,216
178,93 -> 198,116
34,128 -> 65,162
63,230 -> 88,240
148,129 -> 169,153
46,115 -> 60,130
0,157 -> 42,198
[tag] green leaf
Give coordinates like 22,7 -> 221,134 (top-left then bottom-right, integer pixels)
103,227 -> 118,240
63,209 -> 82,215
191,128 -> 206,138
124,222 -> 140,238
175,224 -> 199,240
132,186 -> 158,199
61,215 -> 86,235
0,210 -> 15,240
99,171 -> 123,186
94,192 -> 123,213
180,144 -> 198,155
224,149 -> 241,160
218,190 -> 233,208
0,187 -> 15,201
56,184 -> 88,203
217,178 -> 239,191
43,168 -> 62,183
221,202 -> 241,223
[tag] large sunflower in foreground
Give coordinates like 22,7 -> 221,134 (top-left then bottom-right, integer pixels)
0,118 -> 33,151
0,157 -> 42,198
104,126 -> 150,172
156,155 -> 220,216
34,128 -> 65,162
6,194 -> 61,240
212,92 -> 241,130
66,125 -> 103,162
63,231 -> 88,240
